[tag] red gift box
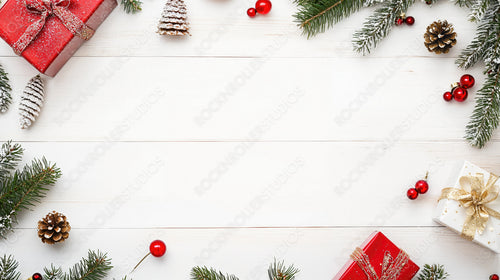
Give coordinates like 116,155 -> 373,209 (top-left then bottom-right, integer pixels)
333,232 -> 420,280
0,0 -> 117,77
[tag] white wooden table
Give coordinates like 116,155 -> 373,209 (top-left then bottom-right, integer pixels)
1,1 -> 499,279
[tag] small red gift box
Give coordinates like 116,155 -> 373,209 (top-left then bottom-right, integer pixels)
333,232 -> 420,280
0,0 -> 117,77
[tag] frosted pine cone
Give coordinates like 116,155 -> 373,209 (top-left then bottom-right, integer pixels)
157,0 -> 190,36
38,211 -> 71,244
424,20 -> 457,54
19,74 -> 44,129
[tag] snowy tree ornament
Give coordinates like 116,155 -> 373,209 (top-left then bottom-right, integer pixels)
19,74 -> 45,129
0,63 -> 12,113
157,0 -> 190,36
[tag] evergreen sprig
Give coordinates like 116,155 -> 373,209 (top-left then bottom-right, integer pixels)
268,260 -> 299,280
0,63 -> 12,114
0,157 -> 61,237
457,0 -> 500,148
191,266 -> 239,280
191,260 -> 299,280
353,0 -> 415,54
293,0 -> 366,38
0,141 -> 23,181
121,0 -> 142,14
44,265 -> 64,280
0,255 -> 20,280
62,250 -> 112,280
417,264 -> 449,280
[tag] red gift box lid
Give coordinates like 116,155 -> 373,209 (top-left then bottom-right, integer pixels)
0,0 -> 106,73
333,232 -> 420,280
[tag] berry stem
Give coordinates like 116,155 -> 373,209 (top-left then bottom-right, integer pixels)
132,252 -> 151,272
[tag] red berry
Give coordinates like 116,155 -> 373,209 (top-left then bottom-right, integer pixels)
255,0 -> 272,15
405,16 -> 415,25
32,273 -> 43,280
247,8 -> 256,17
460,74 -> 475,89
407,188 -> 418,200
150,240 -> 167,257
395,18 -> 404,25
443,91 -> 453,101
415,180 -> 429,194
490,274 -> 499,280
452,87 -> 468,102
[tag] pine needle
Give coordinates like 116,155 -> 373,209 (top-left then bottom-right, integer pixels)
0,255 -> 20,280
417,264 -> 449,280
63,250 -> 112,280
268,259 -> 299,280
0,141 -> 23,181
0,63 -> 11,114
191,266 -> 239,280
121,0 -> 142,14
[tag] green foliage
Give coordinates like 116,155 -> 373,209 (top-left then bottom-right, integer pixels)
0,157 -> 62,237
191,266 -> 239,280
417,264 -> 449,280
0,141 -> 23,181
268,260 -> 299,280
457,1 -> 500,148
0,63 -> 11,114
44,265 -> 64,280
121,0 -> 142,13
0,255 -> 20,280
191,260 -> 299,280
63,250 -> 112,280
353,0 -> 415,54
293,0 -> 365,38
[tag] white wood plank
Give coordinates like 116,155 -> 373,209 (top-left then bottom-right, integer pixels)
0,1 -> 475,58
1,228 -> 498,279
0,56 -> 495,141
8,142 -> 500,228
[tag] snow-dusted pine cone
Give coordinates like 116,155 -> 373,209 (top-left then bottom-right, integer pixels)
19,74 -> 44,129
157,0 -> 190,36
38,211 -> 71,244
424,20 -> 457,54
0,63 -> 12,113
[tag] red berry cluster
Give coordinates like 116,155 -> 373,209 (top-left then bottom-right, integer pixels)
443,74 -> 475,102
395,13 -> 415,26
491,274 -> 499,280
407,173 -> 429,200
247,0 -> 272,17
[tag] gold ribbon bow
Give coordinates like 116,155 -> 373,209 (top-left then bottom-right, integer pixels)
439,173 -> 500,240
351,248 -> 409,280
13,0 -> 95,55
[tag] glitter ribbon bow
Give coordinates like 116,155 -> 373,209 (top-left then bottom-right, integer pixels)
351,248 -> 409,280
13,0 -> 94,55
439,173 -> 500,240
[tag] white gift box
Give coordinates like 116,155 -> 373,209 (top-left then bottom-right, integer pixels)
434,160 -> 500,253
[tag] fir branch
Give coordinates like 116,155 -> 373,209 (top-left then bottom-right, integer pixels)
0,141 -> 23,181
0,158 -> 61,238
469,0 -> 490,22
121,0 -> 142,13
44,265 -> 64,280
0,255 -> 20,280
454,0 -> 474,7
353,0 -> 415,54
191,266 -> 239,280
465,66 -> 500,148
417,264 -> 449,280
294,0 -> 366,38
0,63 -> 11,114
62,250 -> 112,280
268,260 -> 299,280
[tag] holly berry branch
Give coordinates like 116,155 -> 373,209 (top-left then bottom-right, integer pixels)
191,260 -> 299,280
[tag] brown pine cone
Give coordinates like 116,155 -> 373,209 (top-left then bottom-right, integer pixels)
424,20 -> 457,54
38,211 -> 71,244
